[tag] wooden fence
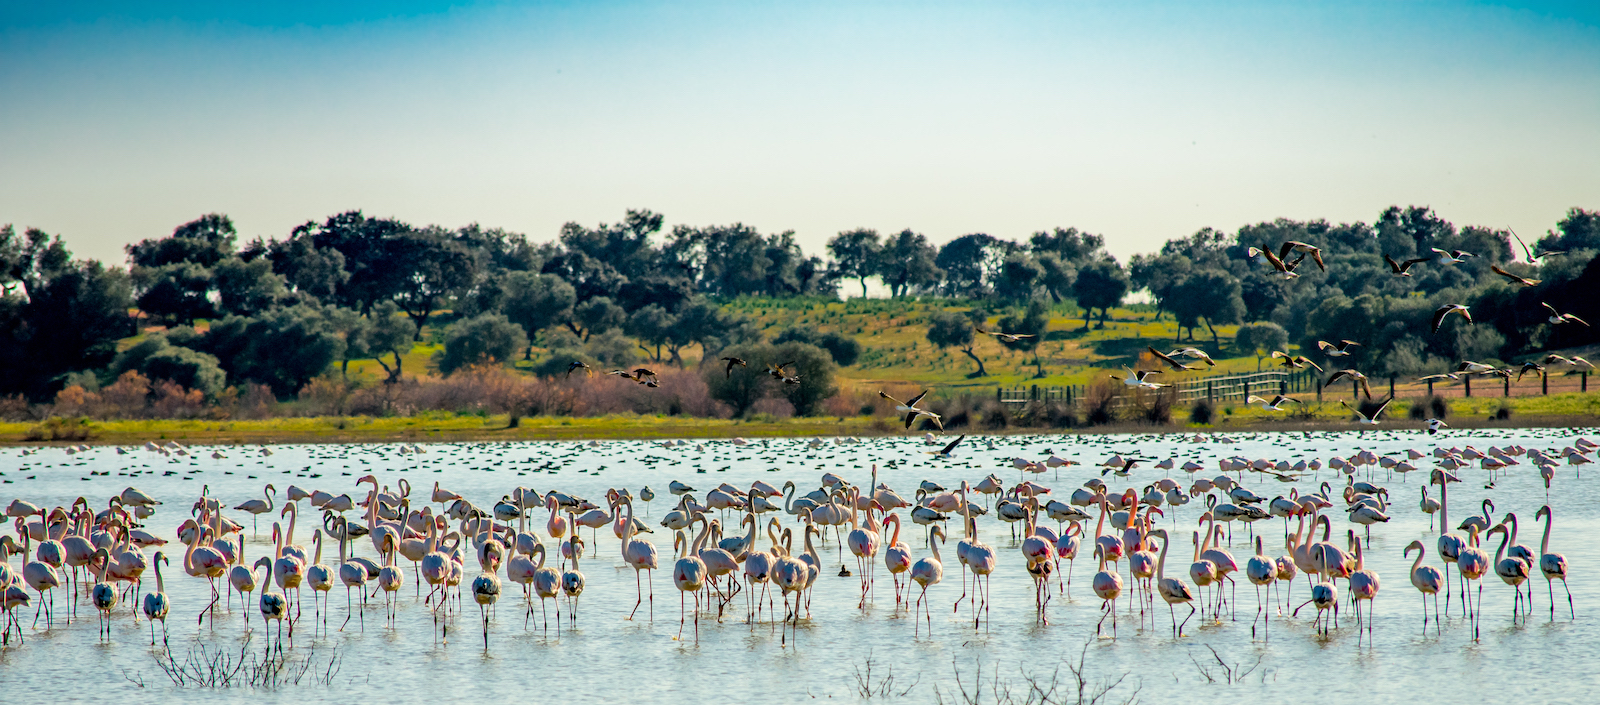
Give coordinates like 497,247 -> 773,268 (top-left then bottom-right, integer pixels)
998,369 -> 1592,407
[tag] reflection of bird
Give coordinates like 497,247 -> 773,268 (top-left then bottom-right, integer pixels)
1541,302 -> 1588,327
566,361 -> 592,378
1147,346 -> 1197,371
1326,369 -> 1373,400
1431,304 -> 1472,334
1316,340 -> 1360,357
1384,254 -> 1428,276
1430,247 -> 1476,264
719,357 -> 747,377
1246,395 -> 1299,411
1271,351 -> 1323,372
1163,347 -> 1216,366
879,390 -> 943,431
1490,264 -> 1541,287
1340,398 -> 1393,425
977,327 -> 1036,343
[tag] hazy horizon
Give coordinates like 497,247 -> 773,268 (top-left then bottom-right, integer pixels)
3,1 -> 1597,265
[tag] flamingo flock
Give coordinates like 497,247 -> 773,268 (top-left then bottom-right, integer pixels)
0,432 -> 1588,655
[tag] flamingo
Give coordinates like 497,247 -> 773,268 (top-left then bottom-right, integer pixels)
1488,524 -> 1531,620
771,529 -> 807,646
470,561 -> 502,650
1534,506 -> 1573,620
1419,487 -> 1441,530
546,495 -> 569,540
883,514 -> 912,609
1347,541 -> 1380,645
377,534 -> 404,627
184,519 -> 227,626
1091,545 -> 1124,639
618,496 -> 658,621
1404,540 -> 1444,633
742,519 -> 776,625
254,557 -> 287,655
88,547 -> 117,640
227,536 -> 256,625
335,520 -> 368,632
271,522 -> 305,623
560,536 -> 586,627
1433,474 -> 1467,617
1150,529 -> 1196,636
235,484 -> 276,536
845,488 -> 882,608
672,529 -> 708,642
1456,525 -> 1491,641
696,517 -> 740,616
1245,536 -> 1276,640
141,552 -> 171,645
306,528 -> 334,631
910,525 -> 945,637
529,544 -> 561,635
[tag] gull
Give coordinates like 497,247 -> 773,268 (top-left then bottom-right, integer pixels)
1271,351 -> 1323,372
1431,304 -> 1472,334
1430,248 -> 1476,264
976,327 -> 1036,343
1456,360 -> 1496,374
878,390 -> 943,431
1246,395 -> 1300,411
1317,340 -> 1360,357
1490,264 -> 1541,287
1326,369 -> 1373,400
1164,347 -> 1217,366
566,361 -> 592,378
1541,303 -> 1588,327
1384,254 -> 1428,276
1147,346 -> 1198,371
1516,361 -> 1544,381
1417,372 -> 1460,383
1279,241 -> 1326,271
1510,228 -> 1563,263
1339,399 -> 1394,425
718,357 -> 748,377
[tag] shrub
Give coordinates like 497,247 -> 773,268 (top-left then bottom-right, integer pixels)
1189,399 -> 1214,425
1493,400 -> 1513,420
1084,381 -> 1117,426
1131,386 -> 1175,425
435,313 -> 528,376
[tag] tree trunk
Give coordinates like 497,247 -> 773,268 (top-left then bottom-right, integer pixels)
860,278 -> 869,299
960,345 -> 988,377
1081,309 -> 1093,332
1205,317 -> 1219,346
666,343 -> 684,367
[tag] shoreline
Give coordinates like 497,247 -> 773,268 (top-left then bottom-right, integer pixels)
3,411 -> 1595,446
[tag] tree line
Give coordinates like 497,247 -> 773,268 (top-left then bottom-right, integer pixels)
0,204 -> 1595,415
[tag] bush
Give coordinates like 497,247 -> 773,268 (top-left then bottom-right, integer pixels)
1189,399 -> 1215,424
1493,400 -> 1513,420
702,341 -> 835,416
435,313 -> 528,376
1131,386 -> 1176,425
1431,395 -> 1449,420
1084,381 -> 1117,426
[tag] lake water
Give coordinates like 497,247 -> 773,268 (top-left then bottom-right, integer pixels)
2,428 -> 1597,703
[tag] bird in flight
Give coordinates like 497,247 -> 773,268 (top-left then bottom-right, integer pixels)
925,435 -> 965,457
1510,228 -> 1563,263
1340,398 -> 1393,425
767,361 -> 796,380
1326,369 -> 1373,400
1541,303 -> 1588,327
1517,361 -> 1545,381
566,361 -> 593,378
719,357 -> 747,378
1490,264 -> 1541,287
1109,369 -> 1169,390
1431,304 -> 1472,334
1429,248 -> 1476,265
1162,347 -> 1216,366
976,328 -> 1036,344
1271,351 -> 1323,372
1316,340 -> 1361,357
1246,395 -> 1300,411
1278,241 -> 1326,272
879,390 -> 943,431
1417,372 -> 1460,383
1248,245 -> 1306,279
1146,346 -> 1198,371
1384,254 -> 1428,276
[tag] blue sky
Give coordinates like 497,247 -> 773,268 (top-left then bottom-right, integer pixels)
2,1 -> 1597,264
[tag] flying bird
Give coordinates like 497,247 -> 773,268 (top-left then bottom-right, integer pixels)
1510,228 -> 1563,263
1541,303 -> 1588,327
1490,264 -> 1541,287
1146,346 -> 1198,371
1316,340 -> 1361,357
1246,395 -> 1300,411
1431,304 -> 1473,334
1163,347 -> 1216,366
1109,369 -> 1169,390
1517,361 -> 1544,381
566,361 -> 593,378
879,390 -> 943,431
1429,248 -> 1476,264
767,362 -> 796,380
1339,399 -> 1393,425
1456,360 -> 1497,374
719,357 -> 748,378
977,327 -> 1036,343
1248,245 -> 1302,279
925,435 -> 966,457
1384,254 -> 1429,276
1278,241 -> 1326,272
1417,373 -> 1460,383
1271,351 -> 1323,372
1326,369 -> 1373,400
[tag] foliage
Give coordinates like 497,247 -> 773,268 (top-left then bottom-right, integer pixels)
773,325 -> 861,366
1234,322 -> 1288,370
702,340 -> 835,416
435,313 -> 528,376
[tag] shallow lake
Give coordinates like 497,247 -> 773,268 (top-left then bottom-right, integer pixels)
2,427 -> 1597,703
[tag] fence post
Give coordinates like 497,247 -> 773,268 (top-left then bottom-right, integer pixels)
1243,380 -> 1249,401
1352,379 -> 1359,400
1585,371 -> 1589,393
1503,376 -> 1510,397
1316,379 -> 1323,402
1542,371 -> 1548,395
1427,379 -> 1434,396
1207,381 -> 1214,403
997,388 -> 1002,404
1031,384 -> 1039,402
1068,386 -> 1075,405
1389,375 -> 1396,399
1465,376 -> 1472,397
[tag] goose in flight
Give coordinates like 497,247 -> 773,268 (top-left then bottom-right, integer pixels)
1339,398 -> 1393,425
1431,304 -> 1472,334
1541,303 -> 1588,327
566,361 -> 593,378
1326,369 -> 1373,400
1247,245 -> 1304,279
977,328 -> 1036,343
1109,368 -> 1168,390
1517,361 -> 1544,381
1430,248 -> 1476,264
879,390 -> 943,431
1278,241 -> 1326,272
1417,372 -> 1460,383
1384,254 -> 1428,276
1316,340 -> 1360,357
1163,347 -> 1216,366
1456,360 -> 1497,374
1246,395 -> 1300,411
767,361 -> 796,380
1147,346 -> 1198,371
719,357 -> 747,377
1543,354 -> 1595,369
1271,351 -> 1323,372
1490,264 -> 1541,287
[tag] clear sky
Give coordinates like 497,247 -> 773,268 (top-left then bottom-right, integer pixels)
2,1 -> 1597,265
